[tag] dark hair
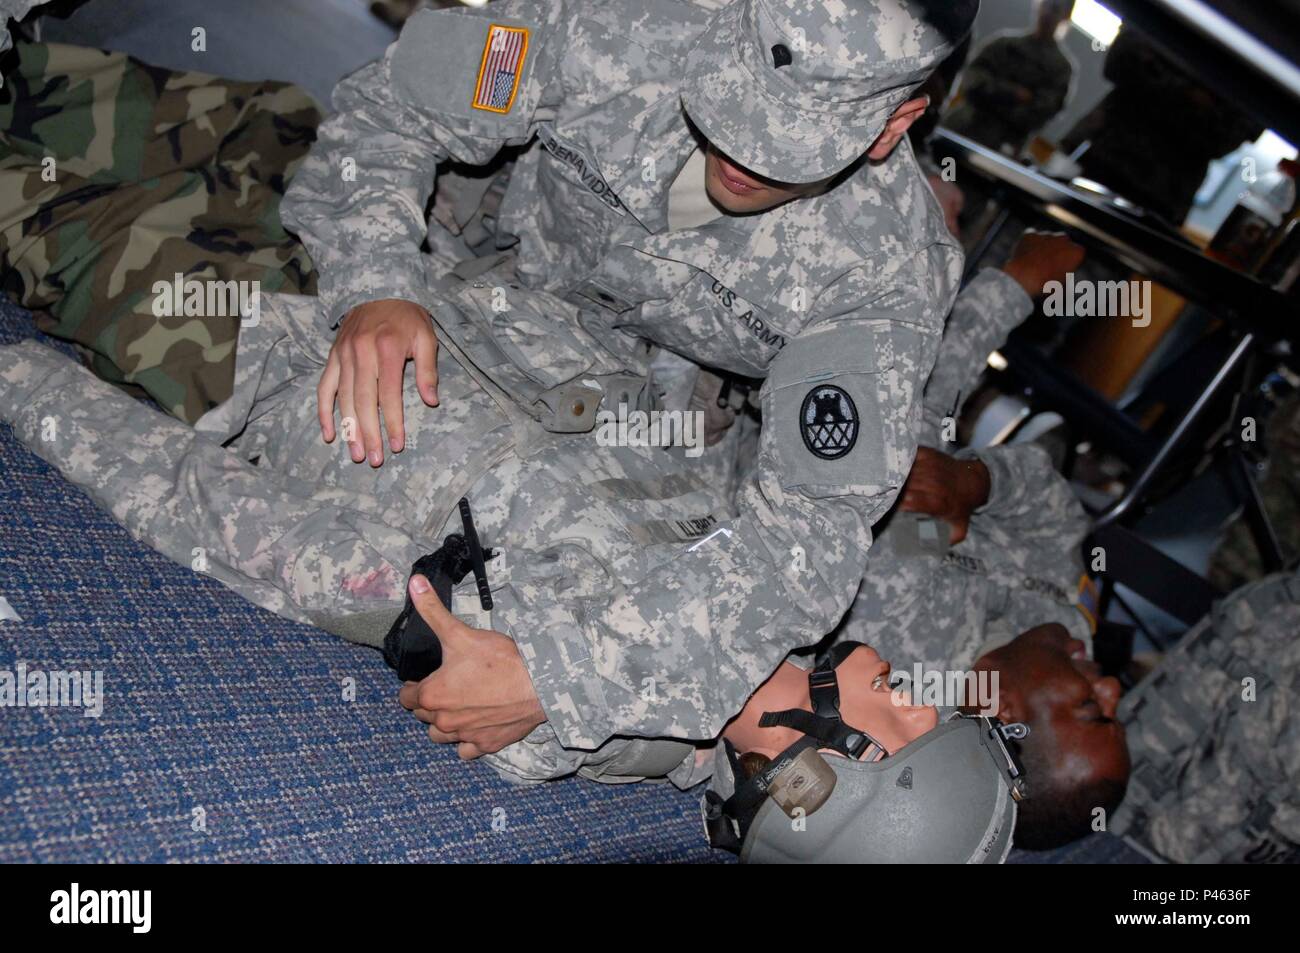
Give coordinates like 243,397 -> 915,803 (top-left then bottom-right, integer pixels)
1013,734 -> 1127,851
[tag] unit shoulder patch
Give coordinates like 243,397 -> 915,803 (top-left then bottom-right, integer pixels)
472,24 -> 530,113
800,385 -> 858,460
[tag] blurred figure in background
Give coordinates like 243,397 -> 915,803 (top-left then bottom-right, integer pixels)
944,0 -> 1077,157
1062,26 -> 1264,226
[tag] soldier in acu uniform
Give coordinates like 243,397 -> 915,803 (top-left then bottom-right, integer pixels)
944,0 -> 1077,156
0,0 -> 978,783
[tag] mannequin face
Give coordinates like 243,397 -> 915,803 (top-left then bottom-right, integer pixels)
723,645 -> 939,762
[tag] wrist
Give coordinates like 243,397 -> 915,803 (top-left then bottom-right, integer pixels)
1001,259 -> 1040,298
960,459 -> 991,511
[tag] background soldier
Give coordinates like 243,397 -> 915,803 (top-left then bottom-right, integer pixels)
944,0 -> 1077,156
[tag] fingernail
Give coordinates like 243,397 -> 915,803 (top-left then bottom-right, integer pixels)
410,574 -> 431,595
390,436 -> 402,453
369,449 -> 382,467
349,442 -> 363,462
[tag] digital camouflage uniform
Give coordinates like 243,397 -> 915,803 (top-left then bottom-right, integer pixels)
0,0 -> 49,60
0,0 -> 974,785
944,31 -> 1073,155
1112,569 -> 1300,864
0,40 -> 320,423
832,266 -> 1094,672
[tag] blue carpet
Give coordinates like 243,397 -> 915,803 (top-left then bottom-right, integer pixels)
0,297 -> 1145,863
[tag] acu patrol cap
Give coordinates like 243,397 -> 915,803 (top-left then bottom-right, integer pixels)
680,0 -> 980,184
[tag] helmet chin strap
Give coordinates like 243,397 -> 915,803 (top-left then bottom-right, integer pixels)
756,642 -> 889,761
704,642 -> 886,852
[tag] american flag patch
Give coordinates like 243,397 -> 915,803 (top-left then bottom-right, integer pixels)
1076,573 -> 1100,633
472,24 -> 529,113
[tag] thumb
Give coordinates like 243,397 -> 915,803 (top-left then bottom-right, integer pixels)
409,574 -> 462,641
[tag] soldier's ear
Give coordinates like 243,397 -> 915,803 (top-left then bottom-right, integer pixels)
867,96 -> 931,161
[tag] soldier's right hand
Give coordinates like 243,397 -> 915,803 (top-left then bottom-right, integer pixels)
318,298 -> 440,466
1002,230 -> 1086,299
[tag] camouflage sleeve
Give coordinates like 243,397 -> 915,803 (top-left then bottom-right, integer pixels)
964,441 -> 1092,640
280,2 -> 564,326
493,270 -> 946,750
921,267 -> 1031,445
966,442 -> 1087,546
1114,570 -> 1300,863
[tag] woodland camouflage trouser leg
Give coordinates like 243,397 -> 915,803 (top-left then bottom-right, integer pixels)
0,41 -> 320,423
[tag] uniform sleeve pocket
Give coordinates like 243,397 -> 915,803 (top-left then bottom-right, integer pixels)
761,324 -> 898,497
390,8 -> 543,139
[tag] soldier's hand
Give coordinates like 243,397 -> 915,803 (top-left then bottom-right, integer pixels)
318,298 -> 440,466
397,574 -> 546,760
898,447 -> 991,544
1002,230 -> 1086,298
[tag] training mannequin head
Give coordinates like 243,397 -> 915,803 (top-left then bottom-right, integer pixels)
706,641 -> 1023,863
723,643 -> 938,766
973,624 -> 1130,848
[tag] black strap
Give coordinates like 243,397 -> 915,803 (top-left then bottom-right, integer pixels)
706,736 -> 825,851
382,534 -> 471,681
458,497 -> 493,611
757,708 -> 879,760
706,643 -> 887,849
382,498 -> 495,682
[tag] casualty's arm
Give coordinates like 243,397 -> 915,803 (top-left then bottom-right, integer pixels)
920,231 -> 1084,445
919,268 -> 1031,444
966,441 -> 1088,550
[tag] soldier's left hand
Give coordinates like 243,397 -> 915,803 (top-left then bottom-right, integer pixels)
397,574 -> 546,760
898,447 -> 991,544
